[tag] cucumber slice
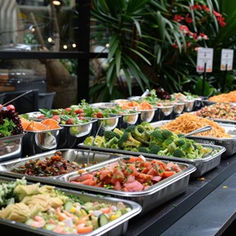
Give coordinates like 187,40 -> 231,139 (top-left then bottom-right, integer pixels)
45,224 -> 56,231
64,201 -> 73,212
81,207 -> 89,215
98,214 -> 109,227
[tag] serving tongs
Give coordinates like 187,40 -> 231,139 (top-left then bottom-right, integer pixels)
184,125 -> 212,137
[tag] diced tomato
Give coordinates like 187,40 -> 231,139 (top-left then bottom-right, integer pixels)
114,181 -> 122,190
81,179 -> 96,186
75,174 -> 93,182
147,168 -> 158,176
129,156 -> 138,163
162,171 -> 175,178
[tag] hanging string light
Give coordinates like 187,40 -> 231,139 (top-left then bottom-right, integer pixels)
72,43 -> 76,48
52,0 -> 62,6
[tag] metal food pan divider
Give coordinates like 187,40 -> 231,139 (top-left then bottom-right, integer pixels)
77,143 -> 225,178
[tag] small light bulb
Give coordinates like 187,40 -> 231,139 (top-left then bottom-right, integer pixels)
52,0 -> 61,6
63,45 -> 68,50
72,43 -> 76,48
31,27 -> 35,33
48,37 -> 53,43
105,43 -> 110,48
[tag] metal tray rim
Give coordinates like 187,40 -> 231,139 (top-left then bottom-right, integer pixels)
0,176 -> 142,236
58,156 -> 196,197
151,120 -> 236,141
78,143 -> 226,164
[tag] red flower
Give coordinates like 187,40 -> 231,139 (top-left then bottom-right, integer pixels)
202,5 -> 210,12
179,25 -> 190,34
190,4 -> 202,10
186,42 -> 191,47
199,33 -> 208,40
213,10 -> 222,17
173,14 -> 184,22
188,32 -> 198,40
216,15 -> 226,27
172,43 -> 178,49
185,14 -> 193,24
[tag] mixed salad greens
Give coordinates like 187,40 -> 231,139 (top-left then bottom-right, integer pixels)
84,122 -> 212,159
0,179 -> 131,234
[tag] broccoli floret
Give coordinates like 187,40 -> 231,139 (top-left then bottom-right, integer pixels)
139,122 -> 154,131
113,128 -> 124,137
149,143 -> 161,154
123,147 -> 138,152
104,131 -> 120,142
162,137 -> 174,148
118,132 -> 141,149
125,125 -> 135,133
177,133 -> 185,138
131,125 -> 149,144
158,149 -> 169,156
181,142 -> 194,153
172,148 -> 185,157
110,143 -> 119,149
84,136 -> 94,146
150,129 -> 164,145
106,137 -> 119,148
161,129 -> 173,139
138,147 -> 150,153
175,138 -> 186,147
167,142 -> 177,154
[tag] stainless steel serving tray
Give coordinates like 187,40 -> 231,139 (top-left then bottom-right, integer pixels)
0,134 -> 24,162
57,156 -> 196,213
0,176 -> 141,236
0,149 -> 118,181
78,143 -> 225,177
152,120 -> 236,157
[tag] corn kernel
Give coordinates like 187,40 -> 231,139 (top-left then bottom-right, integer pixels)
110,214 -> 119,221
70,207 -> 76,213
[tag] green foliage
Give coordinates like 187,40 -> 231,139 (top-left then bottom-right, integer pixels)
90,0 -> 234,99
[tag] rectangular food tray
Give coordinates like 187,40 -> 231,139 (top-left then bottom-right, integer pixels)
0,134 -> 24,162
0,176 -> 141,236
56,156 -> 196,214
78,143 -> 225,177
152,120 -> 236,157
0,149 -> 119,182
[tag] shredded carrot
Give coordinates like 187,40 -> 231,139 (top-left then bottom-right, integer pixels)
161,113 -> 231,138
209,90 -> 236,103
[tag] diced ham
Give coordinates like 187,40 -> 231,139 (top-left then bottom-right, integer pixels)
124,180 -> 144,192
152,176 -> 162,182
126,175 -> 135,183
